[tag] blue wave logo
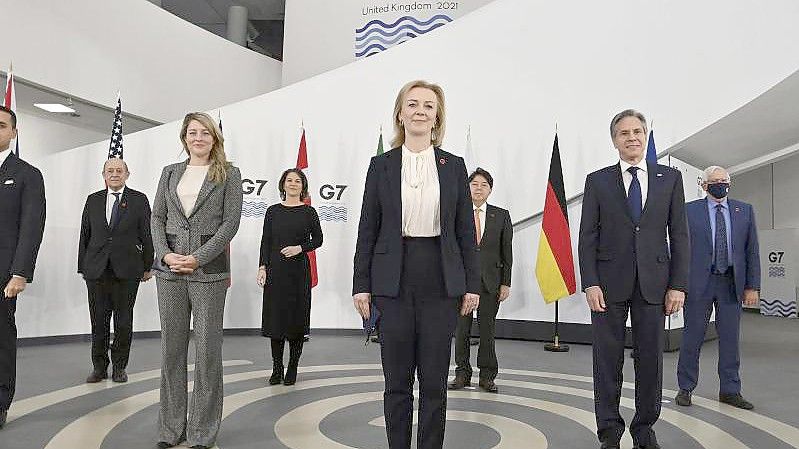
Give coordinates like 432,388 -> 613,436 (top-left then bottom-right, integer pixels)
242,200 -> 269,218
355,15 -> 452,58
760,298 -> 797,317
318,205 -> 347,222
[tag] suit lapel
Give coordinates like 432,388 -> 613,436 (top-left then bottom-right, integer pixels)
696,200 -> 712,248
111,190 -> 130,231
386,148 -> 402,223
483,204 -> 497,245
189,176 -> 216,219
434,147 -> 453,223
168,162 -> 188,217
640,161 -> 659,219
0,152 -> 20,181
727,199 -> 742,254
611,163 -> 633,224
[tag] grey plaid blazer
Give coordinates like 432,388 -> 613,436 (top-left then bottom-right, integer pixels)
151,160 -> 243,282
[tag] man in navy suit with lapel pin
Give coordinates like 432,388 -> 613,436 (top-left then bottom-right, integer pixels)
78,157 -> 153,384
0,106 -> 46,429
579,109 -> 689,449
675,166 -> 760,410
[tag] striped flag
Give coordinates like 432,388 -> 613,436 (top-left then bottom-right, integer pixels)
108,94 -> 123,158
463,125 -> 477,172
645,128 -> 657,163
535,134 -> 576,303
296,128 -> 319,288
3,67 -> 19,155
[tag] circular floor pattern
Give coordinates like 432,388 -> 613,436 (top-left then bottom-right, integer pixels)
3,362 -> 798,449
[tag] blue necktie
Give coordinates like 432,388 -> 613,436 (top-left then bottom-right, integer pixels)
627,167 -> 642,223
714,204 -> 729,273
110,192 -> 121,228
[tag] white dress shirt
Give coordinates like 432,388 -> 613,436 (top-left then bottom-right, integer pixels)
106,186 -> 126,224
0,147 -> 11,168
619,158 -> 648,207
177,165 -> 209,216
401,145 -> 440,237
473,202 -> 487,241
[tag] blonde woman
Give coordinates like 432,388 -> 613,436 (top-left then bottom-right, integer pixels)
352,80 -> 480,449
151,112 -> 243,449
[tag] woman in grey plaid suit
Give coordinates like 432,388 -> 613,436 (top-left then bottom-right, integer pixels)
151,112 -> 243,449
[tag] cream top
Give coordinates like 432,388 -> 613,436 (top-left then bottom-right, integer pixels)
177,165 -> 209,216
400,145 -> 440,237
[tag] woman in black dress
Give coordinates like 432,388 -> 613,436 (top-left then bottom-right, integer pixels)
256,168 -> 322,386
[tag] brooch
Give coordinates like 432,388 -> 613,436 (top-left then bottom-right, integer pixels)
439,158 -> 446,165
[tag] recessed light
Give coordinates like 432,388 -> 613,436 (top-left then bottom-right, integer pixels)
33,103 -> 76,113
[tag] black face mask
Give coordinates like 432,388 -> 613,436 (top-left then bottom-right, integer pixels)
707,182 -> 730,199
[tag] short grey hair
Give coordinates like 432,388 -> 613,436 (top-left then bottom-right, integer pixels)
102,157 -> 129,174
610,109 -> 648,138
702,165 -> 729,182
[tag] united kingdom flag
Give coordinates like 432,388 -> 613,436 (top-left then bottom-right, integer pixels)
108,94 -> 123,158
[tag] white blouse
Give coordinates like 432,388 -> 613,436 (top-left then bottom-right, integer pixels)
401,145 -> 440,237
177,164 -> 209,216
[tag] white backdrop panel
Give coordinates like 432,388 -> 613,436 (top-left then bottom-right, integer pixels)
16,0 -> 799,337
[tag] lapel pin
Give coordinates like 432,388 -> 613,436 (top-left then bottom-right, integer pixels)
3,179 -> 13,185
439,157 -> 447,165
121,201 -> 128,209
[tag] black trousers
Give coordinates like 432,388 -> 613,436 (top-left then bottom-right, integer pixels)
0,276 -> 16,411
454,286 -> 499,381
373,237 -> 459,449
591,280 -> 664,446
86,266 -> 140,372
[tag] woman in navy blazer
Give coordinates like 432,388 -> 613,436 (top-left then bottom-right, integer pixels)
353,80 -> 480,449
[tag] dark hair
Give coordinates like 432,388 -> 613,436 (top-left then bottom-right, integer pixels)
468,167 -> 493,189
278,168 -> 309,201
0,106 -> 17,129
610,109 -> 647,138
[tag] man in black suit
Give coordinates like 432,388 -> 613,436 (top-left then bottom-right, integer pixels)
450,167 -> 512,393
578,109 -> 689,449
0,106 -> 46,429
78,157 -> 153,383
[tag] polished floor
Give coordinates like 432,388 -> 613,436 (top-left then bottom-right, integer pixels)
2,312 -> 798,448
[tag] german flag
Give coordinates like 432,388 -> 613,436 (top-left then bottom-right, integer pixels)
535,134 -> 576,303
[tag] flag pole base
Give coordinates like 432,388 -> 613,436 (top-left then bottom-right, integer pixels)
544,342 -> 570,352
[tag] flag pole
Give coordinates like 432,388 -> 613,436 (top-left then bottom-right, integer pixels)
544,300 -> 569,352
545,122 -> 569,353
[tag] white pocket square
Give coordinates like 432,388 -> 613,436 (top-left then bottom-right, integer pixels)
3,179 -> 13,185
656,173 -> 663,177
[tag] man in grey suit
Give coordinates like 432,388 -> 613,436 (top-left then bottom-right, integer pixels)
449,167 -> 512,393
0,106 -> 46,429
578,109 -> 689,449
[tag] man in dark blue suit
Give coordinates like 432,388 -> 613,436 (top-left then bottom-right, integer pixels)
579,109 -> 689,449
676,166 -> 760,410
0,106 -> 46,429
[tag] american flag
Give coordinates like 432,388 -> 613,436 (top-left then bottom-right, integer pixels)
108,94 -> 123,158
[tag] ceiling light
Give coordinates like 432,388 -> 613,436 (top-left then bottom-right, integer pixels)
34,103 -> 76,113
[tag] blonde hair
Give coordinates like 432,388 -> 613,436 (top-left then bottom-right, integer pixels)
390,80 -> 446,149
180,112 -> 230,183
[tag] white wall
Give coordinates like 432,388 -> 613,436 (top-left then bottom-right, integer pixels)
1,0 -> 282,123
282,0 -> 495,85
11,110 -> 110,160
733,150 -> 799,230
16,0 -> 799,337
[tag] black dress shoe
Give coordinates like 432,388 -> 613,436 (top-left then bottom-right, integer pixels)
447,375 -> 470,390
633,444 -> 661,449
479,379 -> 498,393
190,445 -> 209,449
112,369 -> 128,383
600,441 -> 620,449
86,370 -> 108,383
156,442 -> 175,448
675,389 -> 692,406
0,408 -> 7,429
719,393 -> 754,410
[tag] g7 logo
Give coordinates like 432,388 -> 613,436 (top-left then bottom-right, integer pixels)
320,184 -> 347,201
769,251 -> 785,263
242,179 -> 268,195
